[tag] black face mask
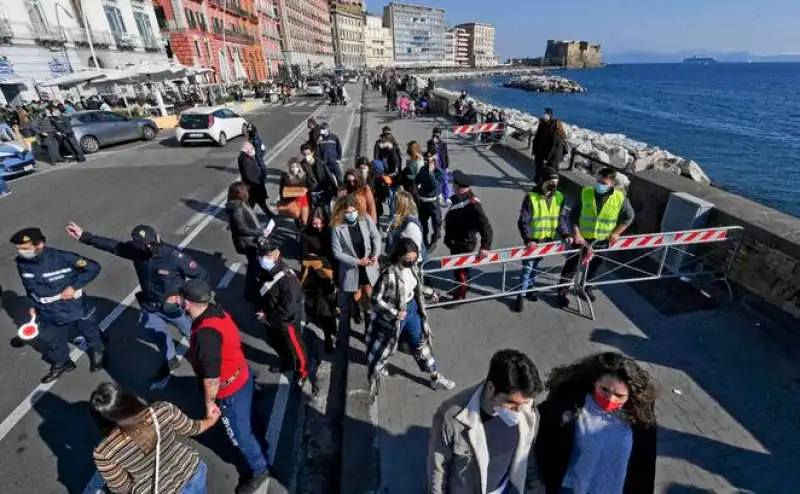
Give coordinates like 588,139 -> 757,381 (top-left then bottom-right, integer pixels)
345,182 -> 357,192
401,259 -> 415,268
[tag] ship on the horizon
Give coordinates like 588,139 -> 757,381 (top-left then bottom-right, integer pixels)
683,56 -> 719,64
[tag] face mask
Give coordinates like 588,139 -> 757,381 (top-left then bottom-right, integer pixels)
595,182 -> 611,194
162,300 -> 183,317
401,259 -> 415,268
320,129 -> 329,136
17,248 -> 38,259
379,143 -> 389,149
312,223 -> 323,231
543,181 -> 558,194
593,389 -> 625,412
290,165 -> 301,175
433,136 -> 440,142
542,114 -> 551,121
259,256 -> 276,271
493,406 -> 521,427
345,211 -> 358,223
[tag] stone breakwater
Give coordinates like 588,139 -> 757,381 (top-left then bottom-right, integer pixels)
414,68 -> 545,81
503,75 -> 586,94
414,76 -> 710,183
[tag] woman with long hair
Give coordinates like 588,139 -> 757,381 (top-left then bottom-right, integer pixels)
337,168 -> 377,221
90,382 -> 220,494
401,141 -> 424,202
547,120 -> 570,170
331,195 -> 382,333
531,352 -> 658,494
225,181 -> 270,303
301,208 -> 338,353
366,238 -> 455,396
385,190 -> 425,259
278,157 -> 315,226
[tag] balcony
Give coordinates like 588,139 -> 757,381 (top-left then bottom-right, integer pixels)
210,0 -> 253,19
113,32 -> 141,51
142,35 -> 162,52
30,22 -> 66,45
70,28 -> 114,48
0,18 -> 12,43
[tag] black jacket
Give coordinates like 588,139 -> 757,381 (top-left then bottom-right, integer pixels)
256,261 -> 302,331
225,199 -> 262,254
238,152 -> 264,185
426,138 -> 450,169
444,190 -> 493,250
547,132 -> 568,167
279,170 -> 315,198
534,389 -> 657,494
373,141 -> 402,176
308,125 -> 321,149
532,119 -> 557,158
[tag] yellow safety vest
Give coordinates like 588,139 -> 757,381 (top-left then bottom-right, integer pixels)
578,187 -> 624,240
527,191 -> 563,240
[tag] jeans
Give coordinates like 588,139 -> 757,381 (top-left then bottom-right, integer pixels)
138,309 -> 192,361
218,375 -> 269,477
180,461 -> 207,494
520,257 -> 544,292
40,309 -> 104,366
400,298 -> 436,374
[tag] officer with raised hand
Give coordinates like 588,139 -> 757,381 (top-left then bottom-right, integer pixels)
66,221 -> 208,382
10,227 -> 106,383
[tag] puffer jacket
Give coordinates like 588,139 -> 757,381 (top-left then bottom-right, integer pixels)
225,199 -> 263,254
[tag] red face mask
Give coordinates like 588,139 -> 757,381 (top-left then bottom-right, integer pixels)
593,389 -> 625,412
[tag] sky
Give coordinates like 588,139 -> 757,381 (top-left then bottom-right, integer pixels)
369,0 -> 800,58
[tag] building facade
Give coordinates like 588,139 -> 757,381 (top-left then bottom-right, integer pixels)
276,0 -> 334,71
443,28 -> 454,66
0,0 -> 169,104
330,2 -> 364,69
544,40 -> 602,68
453,26 -> 468,66
382,2 -> 445,67
256,0 -> 283,78
456,22 -> 497,67
364,13 -> 391,68
153,0 -> 267,84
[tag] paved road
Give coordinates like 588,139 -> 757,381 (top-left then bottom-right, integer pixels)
0,91 -> 358,493
350,91 -> 800,494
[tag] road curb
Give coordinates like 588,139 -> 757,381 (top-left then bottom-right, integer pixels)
339,81 -> 381,494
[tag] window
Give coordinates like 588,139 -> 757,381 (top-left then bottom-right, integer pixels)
69,0 -> 87,27
134,12 -> 154,40
194,40 -> 201,57
26,0 -> 48,28
104,4 -> 127,33
97,111 -> 127,122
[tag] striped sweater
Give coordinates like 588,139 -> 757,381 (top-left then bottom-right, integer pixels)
93,401 -> 203,494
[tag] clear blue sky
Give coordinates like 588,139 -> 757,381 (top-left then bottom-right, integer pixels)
370,0 -> 800,58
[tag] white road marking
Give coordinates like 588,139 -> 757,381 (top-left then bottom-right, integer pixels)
266,373 -> 292,465
339,102 -> 360,162
0,107 -> 326,448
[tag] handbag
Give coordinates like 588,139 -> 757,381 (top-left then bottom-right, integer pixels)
282,185 -> 308,198
148,407 -> 162,494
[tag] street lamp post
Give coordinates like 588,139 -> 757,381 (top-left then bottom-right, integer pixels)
77,0 -> 100,68
54,3 -> 74,73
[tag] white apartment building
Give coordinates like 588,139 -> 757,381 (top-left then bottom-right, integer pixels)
0,0 -> 169,104
456,22 -> 498,67
330,5 -> 364,69
443,28 -> 454,66
453,26 -> 469,67
364,13 -> 392,68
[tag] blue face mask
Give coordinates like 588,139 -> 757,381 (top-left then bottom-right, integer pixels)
345,211 -> 358,223
259,256 -> 275,271
595,182 -> 611,194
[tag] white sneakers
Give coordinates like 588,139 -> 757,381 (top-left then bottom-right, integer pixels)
430,373 -> 456,391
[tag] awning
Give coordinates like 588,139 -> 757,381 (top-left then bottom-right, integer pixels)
0,79 -> 27,86
38,70 -> 111,88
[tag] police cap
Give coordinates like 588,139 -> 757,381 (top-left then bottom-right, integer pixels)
256,237 -> 280,256
130,225 -> 158,249
451,170 -> 473,188
182,279 -> 213,304
9,227 -> 45,245
540,167 -> 560,182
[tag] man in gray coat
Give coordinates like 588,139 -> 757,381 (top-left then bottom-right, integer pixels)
428,349 -> 544,494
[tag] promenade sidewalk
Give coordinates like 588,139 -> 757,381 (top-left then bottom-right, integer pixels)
342,90 -> 800,493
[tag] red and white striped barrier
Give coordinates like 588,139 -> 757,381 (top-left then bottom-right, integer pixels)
450,123 -> 504,135
605,227 -> 732,251
433,241 -> 577,271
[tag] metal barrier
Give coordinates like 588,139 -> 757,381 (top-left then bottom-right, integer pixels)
421,226 -> 745,317
446,122 -> 506,147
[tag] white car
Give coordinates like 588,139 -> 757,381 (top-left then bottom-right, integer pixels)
176,106 -> 248,146
305,80 -> 325,97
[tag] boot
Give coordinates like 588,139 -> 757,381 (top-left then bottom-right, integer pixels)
41,361 -> 76,384
89,350 -> 106,372
513,295 -> 524,313
235,469 -> 271,494
557,289 -> 570,308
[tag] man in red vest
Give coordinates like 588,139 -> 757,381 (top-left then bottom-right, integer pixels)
181,279 -> 270,494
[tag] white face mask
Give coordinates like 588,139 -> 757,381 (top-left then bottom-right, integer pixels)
259,256 -> 276,271
17,248 -> 38,260
542,114 -> 551,121
493,406 -> 521,427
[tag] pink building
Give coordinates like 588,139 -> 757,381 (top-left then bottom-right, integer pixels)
276,0 -> 334,70
256,0 -> 283,77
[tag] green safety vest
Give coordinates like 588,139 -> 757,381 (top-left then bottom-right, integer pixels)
578,187 -> 625,240
527,191 -> 564,240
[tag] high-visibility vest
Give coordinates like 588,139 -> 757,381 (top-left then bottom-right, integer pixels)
578,187 -> 625,240
527,191 -> 563,240
188,309 -> 249,399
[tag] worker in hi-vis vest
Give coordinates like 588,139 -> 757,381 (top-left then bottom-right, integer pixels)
515,167 -> 565,313
557,167 -> 635,308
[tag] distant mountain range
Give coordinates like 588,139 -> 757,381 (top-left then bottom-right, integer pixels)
604,50 -> 800,64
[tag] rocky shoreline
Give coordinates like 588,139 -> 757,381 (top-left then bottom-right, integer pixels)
414,67 -> 545,81
412,76 -> 710,183
503,75 -> 586,93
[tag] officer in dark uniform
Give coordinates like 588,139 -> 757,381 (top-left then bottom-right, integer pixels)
254,239 -> 309,387
316,122 -> 343,185
10,227 -> 106,383
65,221 -> 208,382
52,108 -> 86,162
34,108 -> 61,164
443,170 -> 494,301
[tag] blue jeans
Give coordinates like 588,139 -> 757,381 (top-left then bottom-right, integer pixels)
138,309 -> 192,361
180,461 -> 207,493
520,257 -> 544,292
218,374 -> 269,477
400,298 -> 436,374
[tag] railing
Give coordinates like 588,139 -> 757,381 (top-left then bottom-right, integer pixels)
222,29 -> 255,43
113,31 -> 140,50
69,28 -> 114,47
0,18 -> 12,41
29,21 -> 66,44
142,35 -> 162,52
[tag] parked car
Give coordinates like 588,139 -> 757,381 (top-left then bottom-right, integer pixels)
305,81 -> 325,97
0,142 -> 36,178
176,107 -> 248,147
70,110 -> 159,154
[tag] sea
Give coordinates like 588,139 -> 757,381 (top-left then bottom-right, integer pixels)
439,63 -> 800,218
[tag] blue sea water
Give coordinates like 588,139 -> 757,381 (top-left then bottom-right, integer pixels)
440,63 -> 800,218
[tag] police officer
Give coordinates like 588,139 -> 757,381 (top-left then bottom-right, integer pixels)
443,170 -> 493,301
10,227 -> 106,383
317,122 -> 343,186
52,107 -> 85,162
515,167 -> 565,312
254,239 -> 309,386
65,221 -> 208,382
415,150 -> 444,251
34,108 -> 61,164
557,166 -> 635,307
181,279 -> 271,494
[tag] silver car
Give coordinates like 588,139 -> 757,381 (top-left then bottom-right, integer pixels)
70,110 -> 159,154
